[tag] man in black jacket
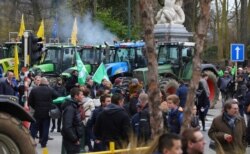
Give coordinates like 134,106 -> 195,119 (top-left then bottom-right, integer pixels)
94,93 -> 131,150
29,77 -> 58,147
61,87 -> 84,154
0,70 -> 17,95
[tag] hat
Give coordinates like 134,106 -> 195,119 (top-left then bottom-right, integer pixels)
224,70 -> 229,74
131,78 -> 139,84
114,78 -> 122,85
238,67 -> 243,71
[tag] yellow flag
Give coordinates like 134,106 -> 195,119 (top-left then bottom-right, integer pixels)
18,14 -> 25,37
71,18 -> 78,46
14,45 -> 19,80
37,19 -> 44,40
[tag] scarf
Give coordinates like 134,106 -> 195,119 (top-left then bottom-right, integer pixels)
223,112 -> 236,129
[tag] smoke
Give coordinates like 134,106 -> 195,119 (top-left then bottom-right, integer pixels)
57,8 -> 116,45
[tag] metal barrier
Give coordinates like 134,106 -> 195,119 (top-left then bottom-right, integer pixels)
82,142 -> 149,154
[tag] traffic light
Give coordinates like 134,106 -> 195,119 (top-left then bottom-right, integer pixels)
28,33 -> 43,65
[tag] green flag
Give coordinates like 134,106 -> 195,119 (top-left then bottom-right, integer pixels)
92,62 -> 109,84
76,52 -> 88,85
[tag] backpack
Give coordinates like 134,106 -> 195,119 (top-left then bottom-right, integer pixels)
138,110 -> 151,140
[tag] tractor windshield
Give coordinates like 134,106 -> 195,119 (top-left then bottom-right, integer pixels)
158,46 -> 178,65
44,47 -> 76,72
79,47 -> 102,64
109,47 -> 144,63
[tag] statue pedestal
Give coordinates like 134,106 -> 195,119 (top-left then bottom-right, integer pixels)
154,24 -> 192,43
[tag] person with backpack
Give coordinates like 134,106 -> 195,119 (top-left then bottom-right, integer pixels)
167,94 -> 183,134
131,93 -> 151,143
94,93 -> 131,150
196,81 -> 210,131
61,87 -> 84,154
87,94 -> 112,151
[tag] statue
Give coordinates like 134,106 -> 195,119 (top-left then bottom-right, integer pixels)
155,0 -> 185,24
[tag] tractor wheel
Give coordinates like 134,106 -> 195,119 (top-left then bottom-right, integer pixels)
205,71 -> 219,108
0,112 -> 36,154
159,78 -> 179,96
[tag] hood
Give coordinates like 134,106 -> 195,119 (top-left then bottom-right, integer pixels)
103,103 -> 124,115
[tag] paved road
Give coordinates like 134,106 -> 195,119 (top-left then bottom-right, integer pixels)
36,102 -> 250,154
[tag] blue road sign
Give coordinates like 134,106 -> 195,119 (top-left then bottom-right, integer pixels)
230,44 -> 245,62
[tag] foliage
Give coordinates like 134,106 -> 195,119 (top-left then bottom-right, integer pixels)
202,45 -> 218,61
96,9 -> 141,40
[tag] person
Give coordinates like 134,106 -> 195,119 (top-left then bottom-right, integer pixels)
208,99 -> 247,154
176,80 -> 188,108
86,76 -> 96,98
217,70 -> 233,105
87,94 -> 112,151
190,105 -> 200,129
111,77 -> 124,95
245,82 -> 250,145
51,77 -> 67,133
195,81 -> 209,131
159,89 -> 169,131
94,93 -> 131,150
128,78 -> 143,117
167,94 -> 183,134
65,70 -> 79,93
28,77 -> 59,148
234,74 -> 247,117
155,133 -> 182,154
131,93 -> 151,143
199,72 -> 210,120
61,87 -> 85,154
181,127 -> 205,154
0,70 -> 18,95
155,0 -> 185,24
80,87 -> 95,151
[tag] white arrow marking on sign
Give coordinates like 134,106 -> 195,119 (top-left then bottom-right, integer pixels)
235,46 -> 240,59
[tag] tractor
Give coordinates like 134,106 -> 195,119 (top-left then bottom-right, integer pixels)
104,41 -> 147,82
0,95 -> 36,154
133,42 -> 219,107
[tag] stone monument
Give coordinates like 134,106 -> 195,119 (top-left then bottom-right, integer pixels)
154,0 -> 192,42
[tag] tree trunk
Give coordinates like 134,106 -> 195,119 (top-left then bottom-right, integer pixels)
181,0 -> 211,132
240,0 -> 248,58
139,0 -> 163,137
235,0 -> 240,42
215,0 -> 223,59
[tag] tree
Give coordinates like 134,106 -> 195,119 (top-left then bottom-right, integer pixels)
139,0 -> 163,137
181,0 -> 212,132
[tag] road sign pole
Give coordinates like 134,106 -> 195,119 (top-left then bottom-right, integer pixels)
235,62 -> 238,91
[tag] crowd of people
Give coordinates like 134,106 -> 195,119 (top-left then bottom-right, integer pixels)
0,65 -> 250,154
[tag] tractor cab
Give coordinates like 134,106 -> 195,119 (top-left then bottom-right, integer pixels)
105,41 -> 146,80
78,44 -> 104,73
31,43 -> 78,76
0,42 -> 22,74
157,42 -> 194,80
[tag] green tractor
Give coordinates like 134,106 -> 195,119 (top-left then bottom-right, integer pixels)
0,42 -> 22,74
30,43 -> 92,83
133,42 -> 219,107
61,44 -> 104,79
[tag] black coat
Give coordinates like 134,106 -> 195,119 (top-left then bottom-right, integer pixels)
61,98 -> 84,143
0,79 -> 16,95
94,103 -> 131,146
28,84 -> 59,119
